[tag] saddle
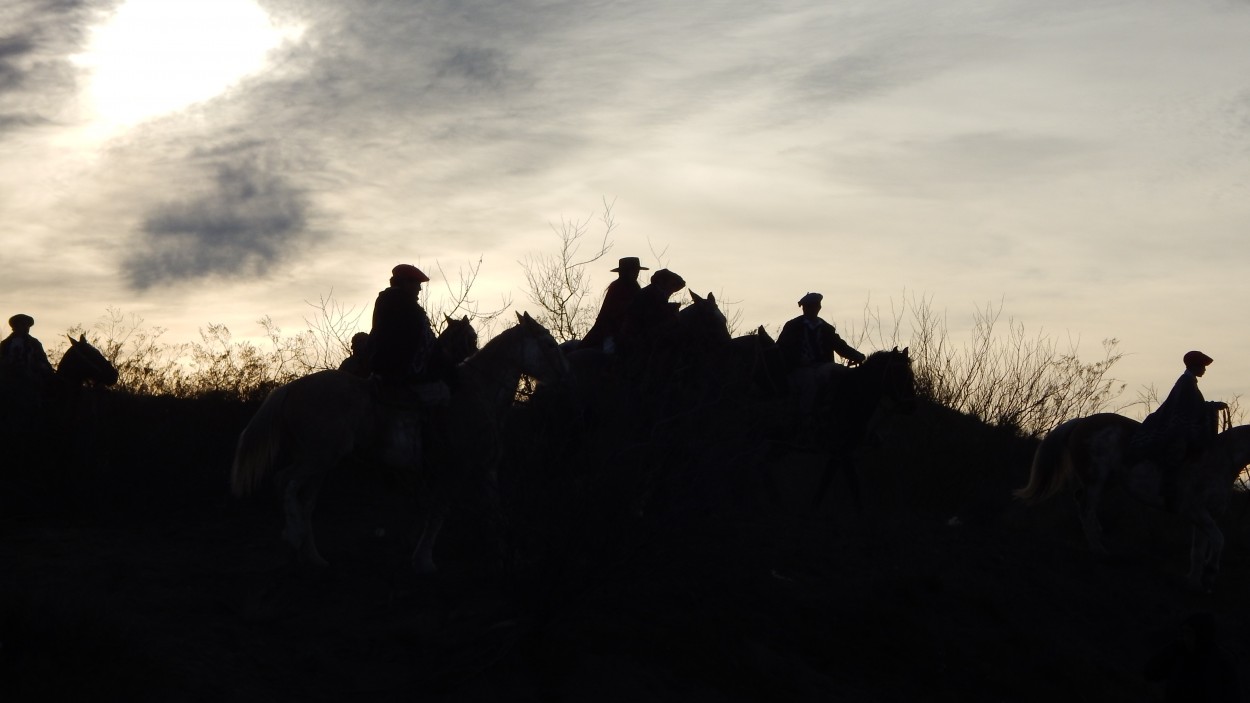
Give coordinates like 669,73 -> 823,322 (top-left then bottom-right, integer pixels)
372,377 -> 451,411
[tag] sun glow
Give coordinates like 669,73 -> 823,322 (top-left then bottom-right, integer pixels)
73,0 -> 299,130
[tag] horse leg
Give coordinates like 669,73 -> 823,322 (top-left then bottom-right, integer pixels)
1074,484 -> 1108,554
1188,513 -> 1223,592
278,464 -> 329,568
298,467 -> 330,568
411,506 -> 445,574
812,454 -> 861,512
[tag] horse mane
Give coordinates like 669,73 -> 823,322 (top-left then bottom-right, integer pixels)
860,347 -> 909,368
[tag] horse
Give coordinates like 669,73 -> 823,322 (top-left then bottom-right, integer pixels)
809,347 -> 917,509
437,314 -> 478,365
1,334 -> 119,468
630,291 -> 730,395
1015,412 -> 1250,591
1,334 -> 118,420
230,312 -> 568,573
727,325 -> 785,400
54,334 -> 120,391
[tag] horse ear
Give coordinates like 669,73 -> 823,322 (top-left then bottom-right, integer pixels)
902,346 -> 910,357
444,313 -> 453,323
516,311 -> 524,324
80,333 -> 87,343
707,292 -> 716,303
460,315 -> 469,323
67,334 -> 77,345
691,291 -> 704,303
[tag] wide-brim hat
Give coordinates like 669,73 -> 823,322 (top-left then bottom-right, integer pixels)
8,313 -> 33,328
611,256 -> 649,272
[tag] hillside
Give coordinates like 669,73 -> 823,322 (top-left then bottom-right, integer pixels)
2,385 -> 1248,702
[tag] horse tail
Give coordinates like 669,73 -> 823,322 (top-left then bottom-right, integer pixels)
1014,417 -> 1080,503
231,384 -> 289,497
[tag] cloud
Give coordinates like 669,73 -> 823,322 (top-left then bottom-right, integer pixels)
0,0 -> 97,135
123,155 -> 311,290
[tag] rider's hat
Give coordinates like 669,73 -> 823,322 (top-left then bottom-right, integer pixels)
610,257 -> 648,273
1183,350 -> 1214,368
798,292 -> 823,307
7,314 -> 34,329
391,264 -> 430,283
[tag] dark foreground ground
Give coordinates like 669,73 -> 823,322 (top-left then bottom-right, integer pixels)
2,390 -> 1249,702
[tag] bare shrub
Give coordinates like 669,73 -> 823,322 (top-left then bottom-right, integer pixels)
844,293 -> 1126,438
519,198 -> 618,342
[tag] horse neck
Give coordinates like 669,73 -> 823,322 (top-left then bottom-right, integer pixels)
56,351 -> 90,388
58,345 -> 116,388
458,335 -> 524,413
675,310 -> 729,352
1211,426 -> 1250,481
845,358 -> 885,395
440,325 -> 477,364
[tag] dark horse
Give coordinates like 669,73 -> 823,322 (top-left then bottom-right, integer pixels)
635,291 -> 732,399
810,347 -> 916,509
0,334 -> 119,415
437,314 -> 478,365
558,291 -> 733,425
727,325 -> 785,400
232,312 -> 568,572
1016,413 -> 1250,591
0,334 -> 119,464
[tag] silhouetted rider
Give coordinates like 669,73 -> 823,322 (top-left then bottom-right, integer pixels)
581,256 -> 648,353
617,268 -> 686,357
776,292 -> 866,424
0,313 -> 54,381
1132,350 -> 1227,511
338,332 -> 371,377
368,264 -> 439,389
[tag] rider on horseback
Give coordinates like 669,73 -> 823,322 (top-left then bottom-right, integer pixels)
581,256 -> 648,353
368,265 -> 448,405
615,268 -> 687,369
0,313 -> 54,384
1132,350 -> 1228,511
776,292 -> 866,425
337,332 -> 371,377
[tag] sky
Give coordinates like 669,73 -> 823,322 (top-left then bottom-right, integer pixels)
2,0 -> 1249,416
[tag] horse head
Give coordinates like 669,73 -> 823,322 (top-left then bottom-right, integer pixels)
677,290 -> 731,349
60,334 -> 119,388
514,311 -> 569,384
861,346 -> 916,414
438,315 -> 478,365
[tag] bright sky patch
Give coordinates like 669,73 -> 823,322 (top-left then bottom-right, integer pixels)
74,0 -> 298,129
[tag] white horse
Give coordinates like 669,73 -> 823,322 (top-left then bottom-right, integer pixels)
1016,412 -> 1250,591
231,312 -> 568,573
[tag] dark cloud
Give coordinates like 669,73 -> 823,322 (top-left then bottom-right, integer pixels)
0,36 -> 37,92
435,46 -> 513,91
0,0 -> 101,136
124,157 -> 311,290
